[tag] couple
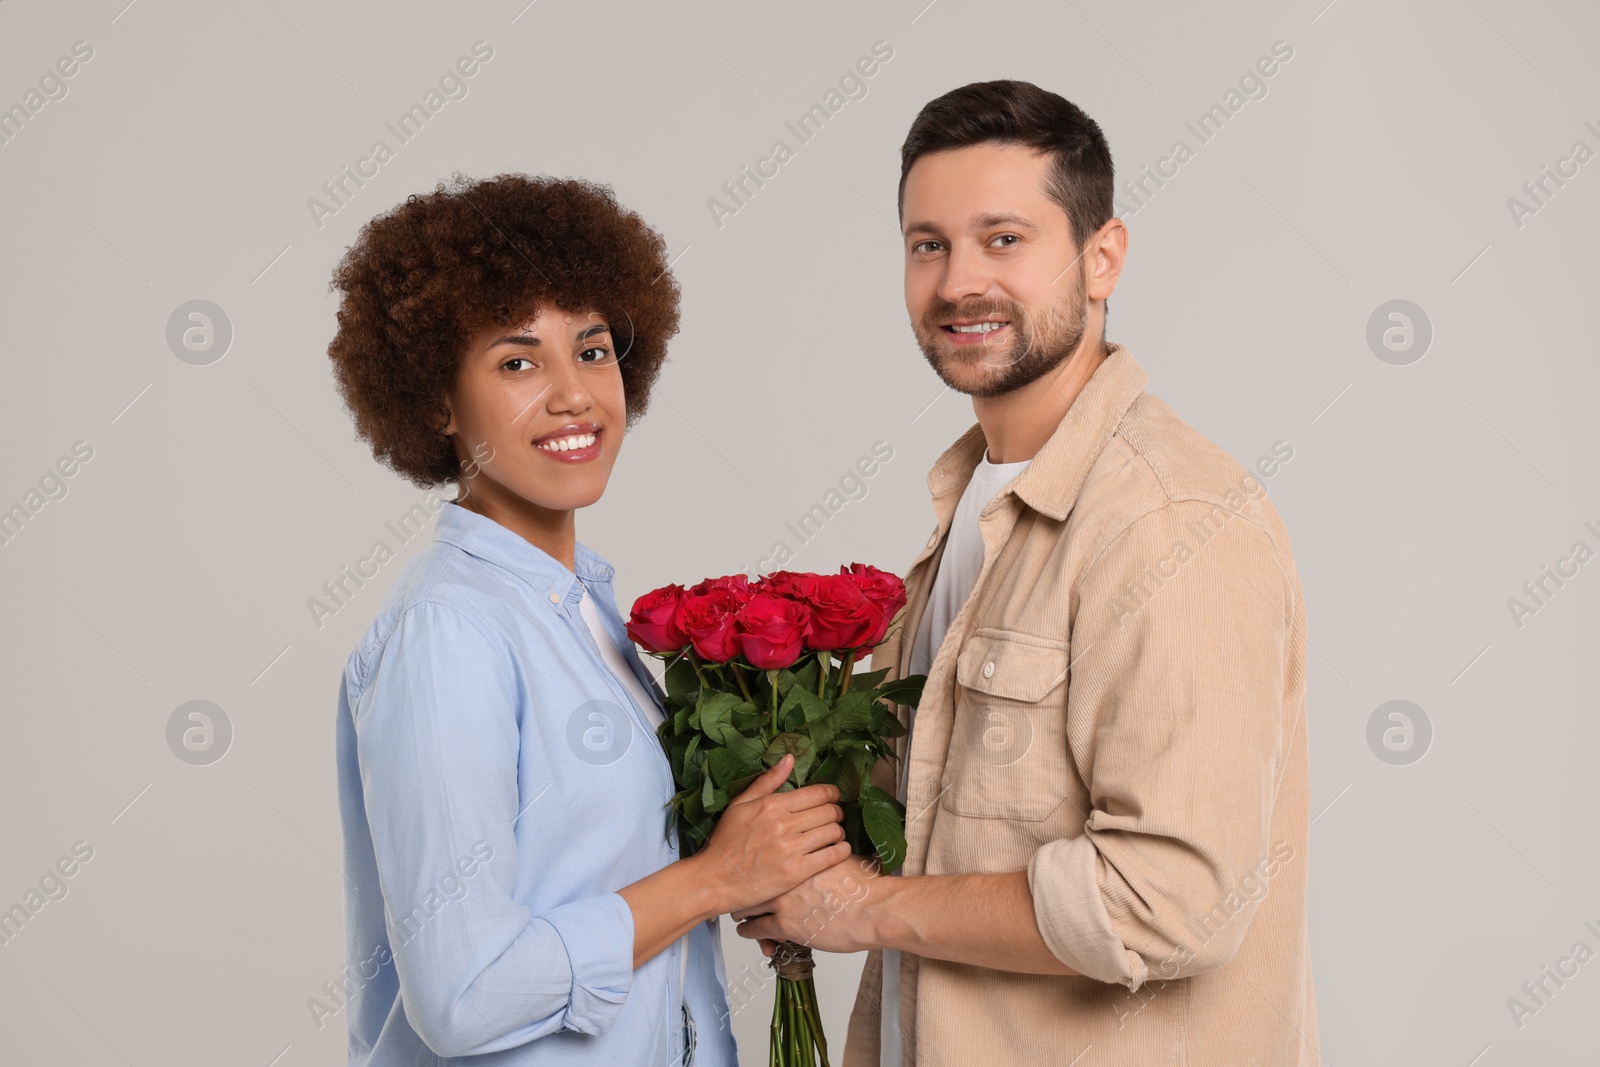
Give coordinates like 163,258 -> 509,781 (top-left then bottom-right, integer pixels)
328,79 -> 1317,1066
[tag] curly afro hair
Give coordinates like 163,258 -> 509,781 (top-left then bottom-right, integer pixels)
326,172 -> 682,488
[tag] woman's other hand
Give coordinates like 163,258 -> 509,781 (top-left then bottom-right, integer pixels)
694,754 -> 850,915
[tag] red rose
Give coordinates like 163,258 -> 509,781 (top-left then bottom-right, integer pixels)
755,570 -> 822,602
686,573 -> 753,602
841,563 -> 908,648
804,573 -> 880,651
732,593 -> 813,670
675,586 -> 744,662
626,584 -> 688,654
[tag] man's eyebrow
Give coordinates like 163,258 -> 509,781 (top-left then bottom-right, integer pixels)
973,211 -> 1038,230
903,212 -> 1039,239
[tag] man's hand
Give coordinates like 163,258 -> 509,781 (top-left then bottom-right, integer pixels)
731,853 -> 885,954
736,861 -> 1084,976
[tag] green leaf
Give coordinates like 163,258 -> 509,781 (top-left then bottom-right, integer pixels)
681,783 -> 704,825
705,746 -> 763,795
697,691 -> 755,746
781,702 -> 806,733
809,751 -> 843,788
874,704 -> 907,738
790,685 -> 832,725
764,732 -> 817,784
664,656 -> 700,706
789,656 -> 821,695
776,682 -> 805,724
841,746 -> 876,804
832,750 -> 864,804
836,690 -> 874,731
730,701 -> 763,733
849,665 -> 891,693
681,746 -> 704,792
874,674 -> 926,708
860,784 -> 907,873
722,731 -> 767,766
806,707 -> 841,753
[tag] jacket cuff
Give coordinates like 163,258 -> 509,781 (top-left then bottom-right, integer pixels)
537,891 -> 635,1034
1029,835 -> 1149,990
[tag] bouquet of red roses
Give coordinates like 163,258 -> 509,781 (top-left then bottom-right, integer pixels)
627,564 -> 925,1067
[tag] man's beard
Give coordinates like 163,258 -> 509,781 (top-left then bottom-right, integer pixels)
914,260 -> 1092,399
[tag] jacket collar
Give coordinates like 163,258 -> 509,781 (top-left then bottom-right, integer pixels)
925,342 -> 1149,522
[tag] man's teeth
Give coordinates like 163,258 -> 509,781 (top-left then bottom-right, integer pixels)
537,432 -> 597,452
950,322 -> 1007,333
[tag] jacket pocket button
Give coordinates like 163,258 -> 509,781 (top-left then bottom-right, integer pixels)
982,660 -> 995,678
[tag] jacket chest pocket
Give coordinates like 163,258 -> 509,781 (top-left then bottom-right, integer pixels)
941,628 -> 1072,821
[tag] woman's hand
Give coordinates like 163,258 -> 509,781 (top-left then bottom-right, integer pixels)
693,754 -> 850,916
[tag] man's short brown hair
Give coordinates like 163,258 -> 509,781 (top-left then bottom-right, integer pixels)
898,80 -> 1115,250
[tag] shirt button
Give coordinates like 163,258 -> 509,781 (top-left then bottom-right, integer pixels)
548,591 -> 562,604
982,660 -> 995,678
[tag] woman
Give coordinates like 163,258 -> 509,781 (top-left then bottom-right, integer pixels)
326,174 -> 849,1065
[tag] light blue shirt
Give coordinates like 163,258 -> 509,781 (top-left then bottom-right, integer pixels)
334,500 -> 738,1066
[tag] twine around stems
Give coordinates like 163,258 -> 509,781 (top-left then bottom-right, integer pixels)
769,940 -> 816,981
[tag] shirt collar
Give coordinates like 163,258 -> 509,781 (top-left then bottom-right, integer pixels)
926,343 -> 1149,521
433,500 -> 616,596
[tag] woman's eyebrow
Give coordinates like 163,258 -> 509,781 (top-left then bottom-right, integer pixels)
489,322 -> 609,349
490,332 -> 539,347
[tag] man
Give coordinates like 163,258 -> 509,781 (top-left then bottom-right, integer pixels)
732,80 -> 1319,1065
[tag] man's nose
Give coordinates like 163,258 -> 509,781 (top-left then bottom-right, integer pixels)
936,243 -> 991,304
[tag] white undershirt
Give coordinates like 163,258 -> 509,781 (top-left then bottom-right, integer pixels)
578,580 -> 691,1046
881,448 -> 1031,1067
577,580 -> 664,730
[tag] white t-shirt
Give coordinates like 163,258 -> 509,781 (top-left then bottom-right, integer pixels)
577,579 -> 664,730
577,581 -> 692,1033
882,448 -> 1031,1067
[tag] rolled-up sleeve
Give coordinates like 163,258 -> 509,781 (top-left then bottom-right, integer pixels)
1028,498 -> 1294,990
354,598 -> 634,1057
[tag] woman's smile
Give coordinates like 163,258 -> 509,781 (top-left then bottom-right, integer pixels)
533,422 -> 603,464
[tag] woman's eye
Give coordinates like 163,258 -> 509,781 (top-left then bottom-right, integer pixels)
502,357 -> 532,372
579,346 -> 614,364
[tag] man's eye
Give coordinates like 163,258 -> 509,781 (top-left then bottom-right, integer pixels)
992,234 -> 1019,247
913,240 -> 942,254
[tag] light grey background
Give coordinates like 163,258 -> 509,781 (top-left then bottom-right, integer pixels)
2,0 -> 1596,1063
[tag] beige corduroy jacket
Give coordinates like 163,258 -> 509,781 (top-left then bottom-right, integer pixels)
843,344 -> 1319,1067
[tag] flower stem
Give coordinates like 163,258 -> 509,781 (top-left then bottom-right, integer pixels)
730,662 -> 755,704
768,669 -> 780,734
838,650 -> 858,695
816,651 -> 829,700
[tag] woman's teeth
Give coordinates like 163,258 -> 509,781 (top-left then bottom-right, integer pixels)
537,432 -> 597,452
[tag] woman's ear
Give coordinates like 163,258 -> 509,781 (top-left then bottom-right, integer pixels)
433,399 -> 455,437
